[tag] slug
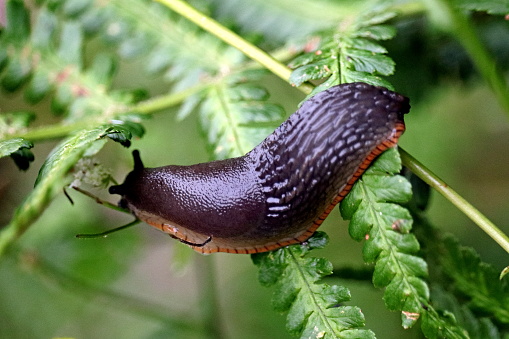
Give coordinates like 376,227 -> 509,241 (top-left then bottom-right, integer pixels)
109,82 -> 410,254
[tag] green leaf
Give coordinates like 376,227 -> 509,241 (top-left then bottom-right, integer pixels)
459,0 -> 509,15
62,0 -> 93,17
343,70 -> 394,90
253,232 -> 375,338
343,48 -> 395,75
289,59 -> 334,87
209,0 -> 349,42
344,37 -> 388,53
4,0 -> 31,44
25,69 -> 52,103
353,25 -> 396,41
88,53 -> 117,86
0,137 -> 34,170
1,57 -> 32,92
31,8 -> 58,49
101,121 -> 145,147
97,0 -> 246,89
58,22 -> 84,65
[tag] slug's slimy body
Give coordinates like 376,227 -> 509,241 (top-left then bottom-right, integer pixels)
110,82 -> 410,254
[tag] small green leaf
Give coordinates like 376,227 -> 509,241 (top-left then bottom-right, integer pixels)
119,32 -> 153,59
176,92 -> 203,121
31,8 -> 58,49
58,22 -> 83,65
289,3 -> 398,91
88,53 -> 117,86
343,70 -> 394,90
228,84 -> 269,102
0,138 -> 35,171
25,69 -> 52,103
340,145 -> 431,329
344,37 -> 388,53
353,25 -> 396,41
146,45 -> 173,74
51,85 -> 74,115
62,0 -> 93,17
421,308 -> 469,339
35,127 -> 110,186
288,51 -> 328,69
101,121 -> 145,147
80,6 -> 109,35
460,0 -> 509,15
4,0 -> 31,44
1,57 -> 32,92
366,147 -> 403,174
429,285 -> 500,339
289,59 -> 333,87
345,48 -> 395,75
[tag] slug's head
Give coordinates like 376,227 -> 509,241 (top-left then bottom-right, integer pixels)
109,150 -> 145,210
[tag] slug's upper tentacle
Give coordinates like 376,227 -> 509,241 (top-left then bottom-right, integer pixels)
109,82 -> 410,254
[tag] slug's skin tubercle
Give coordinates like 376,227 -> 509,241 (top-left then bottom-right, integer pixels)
109,82 -> 410,254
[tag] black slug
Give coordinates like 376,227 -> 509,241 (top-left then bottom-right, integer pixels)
109,82 -> 410,254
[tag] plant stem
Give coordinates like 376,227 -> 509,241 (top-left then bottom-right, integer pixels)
155,0 -> 314,95
1,84 -> 207,142
424,0 -> 509,115
399,147 -> 509,254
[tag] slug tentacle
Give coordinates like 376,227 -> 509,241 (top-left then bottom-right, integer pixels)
109,82 -> 410,254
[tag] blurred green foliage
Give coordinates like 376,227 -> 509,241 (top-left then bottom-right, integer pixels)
1,0 -> 509,338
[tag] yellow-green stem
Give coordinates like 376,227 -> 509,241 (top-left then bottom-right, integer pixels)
400,148 -> 509,254
154,0 -> 314,94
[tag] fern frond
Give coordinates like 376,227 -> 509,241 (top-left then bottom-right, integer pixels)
57,0 -> 246,90
340,148 -> 424,326
253,232 -> 375,339
341,147 -> 470,336
439,236 -> 509,324
289,1 -> 397,97
198,70 -> 285,159
428,285 -> 502,339
398,175 -> 509,338
0,3 -> 139,120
